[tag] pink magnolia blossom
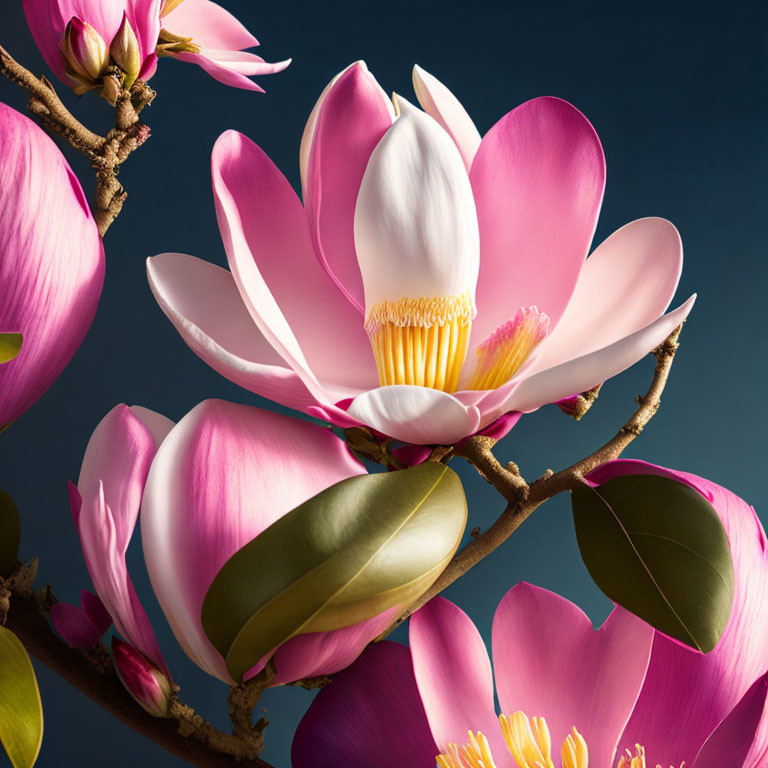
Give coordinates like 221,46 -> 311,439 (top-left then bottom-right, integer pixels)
22,0 -> 288,96
148,62 -> 694,447
0,102 -> 104,432
293,461 -> 768,768
58,399 -> 395,685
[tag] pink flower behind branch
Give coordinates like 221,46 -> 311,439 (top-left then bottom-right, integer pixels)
0,102 -> 104,432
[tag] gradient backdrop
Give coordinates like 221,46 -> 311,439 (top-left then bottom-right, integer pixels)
1,0 -> 766,765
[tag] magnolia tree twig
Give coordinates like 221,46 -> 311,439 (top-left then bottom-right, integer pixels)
1,573 -> 275,768
0,43 -> 153,237
380,324 -> 683,634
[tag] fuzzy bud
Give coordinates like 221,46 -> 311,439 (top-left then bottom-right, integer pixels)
110,14 -> 141,89
60,17 -> 109,84
112,638 -> 172,718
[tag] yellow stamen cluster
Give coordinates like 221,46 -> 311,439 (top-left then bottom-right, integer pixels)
436,713 -> 587,768
437,732 -> 498,768
365,293 -> 473,392
468,307 -> 550,391
617,746 -> 685,768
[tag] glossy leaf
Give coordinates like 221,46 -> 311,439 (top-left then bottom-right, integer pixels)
203,463 -> 467,681
0,626 -> 43,768
572,474 -> 734,652
0,489 -> 20,577
0,334 -> 22,365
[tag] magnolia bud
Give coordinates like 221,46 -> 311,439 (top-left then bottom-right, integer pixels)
110,14 -> 141,89
60,17 -> 109,84
112,638 -> 172,718
161,0 -> 187,17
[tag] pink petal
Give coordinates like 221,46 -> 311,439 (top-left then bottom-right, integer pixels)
140,400 -> 367,681
412,65 -> 481,171
478,296 -> 695,422
125,0 -> 162,64
346,386 -> 482,445
80,590 -> 112,636
587,460 -> 768,767
299,63 -> 356,198
410,598 -> 507,762
693,672 -> 768,768
51,602 -> 102,650
532,218 -> 683,371
0,103 -> 104,430
163,0 -> 259,51
270,606 -> 400,685
292,642 -> 438,768
211,130 -> 378,397
75,405 -> 172,671
469,97 -> 605,350
492,583 -> 653,767
147,253 -> 322,414
305,62 -> 394,311
170,50 -> 290,91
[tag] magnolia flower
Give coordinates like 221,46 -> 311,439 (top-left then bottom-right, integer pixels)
293,460 -> 768,768
156,0 -> 290,92
0,103 -> 104,433
148,62 -> 694,446
22,0 -> 288,97
55,400 -> 395,685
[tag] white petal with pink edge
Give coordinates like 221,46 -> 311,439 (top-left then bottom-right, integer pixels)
346,386 -> 481,445
533,217 -> 683,371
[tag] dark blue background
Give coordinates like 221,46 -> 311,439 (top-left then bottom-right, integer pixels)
1,0 -> 766,765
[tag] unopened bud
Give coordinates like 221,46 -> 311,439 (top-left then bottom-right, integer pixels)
161,0 -> 187,17
110,13 -> 141,88
112,638 -> 171,718
60,17 -> 109,83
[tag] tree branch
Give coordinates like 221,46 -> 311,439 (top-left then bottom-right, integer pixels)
3,584 -> 275,768
0,43 -> 153,237
383,325 -> 683,631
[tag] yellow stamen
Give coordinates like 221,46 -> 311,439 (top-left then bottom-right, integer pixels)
562,728 -> 588,768
365,293 -> 473,393
435,712 -> 679,768
467,307 -> 550,391
617,746 -> 685,768
160,0 -> 187,17
500,712 -> 556,768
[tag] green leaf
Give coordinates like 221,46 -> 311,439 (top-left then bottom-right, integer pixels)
0,489 -> 21,577
0,334 -> 22,365
0,626 -> 43,768
203,463 -> 467,681
572,473 -> 734,652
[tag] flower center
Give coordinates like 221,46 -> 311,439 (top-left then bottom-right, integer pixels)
435,713 -> 682,768
365,293 -> 473,393
466,307 -> 550,391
